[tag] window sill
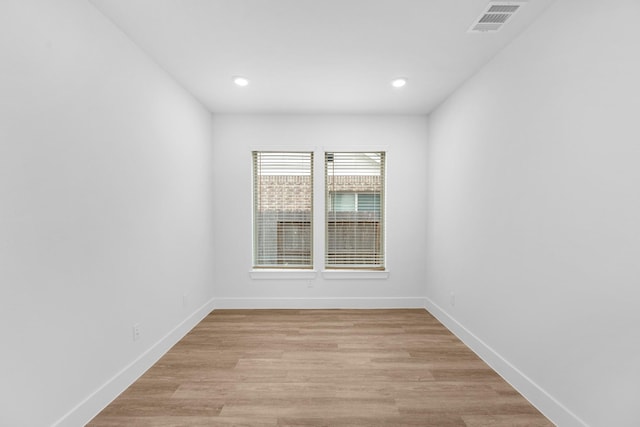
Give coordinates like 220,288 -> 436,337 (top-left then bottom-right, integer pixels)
250,270 -> 318,280
322,270 -> 390,280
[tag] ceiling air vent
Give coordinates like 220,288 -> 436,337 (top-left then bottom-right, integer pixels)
468,1 -> 526,33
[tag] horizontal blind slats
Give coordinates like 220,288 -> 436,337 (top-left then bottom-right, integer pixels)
253,151 -> 313,268
325,152 -> 385,269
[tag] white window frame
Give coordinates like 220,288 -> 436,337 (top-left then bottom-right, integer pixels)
250,146 -> 388,279
324,151 -> 386,271
252,150 -> 314,270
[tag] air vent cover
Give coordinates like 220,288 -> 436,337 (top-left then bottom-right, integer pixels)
468,1 -> 526,33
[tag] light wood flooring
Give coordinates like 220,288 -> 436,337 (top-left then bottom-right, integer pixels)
88,309 -> 553,426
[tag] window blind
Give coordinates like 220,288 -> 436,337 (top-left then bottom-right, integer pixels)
252,151 -> 313,268
325,152 -> 385,269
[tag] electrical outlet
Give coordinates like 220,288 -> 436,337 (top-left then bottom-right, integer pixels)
450,292 -> 456,307
307,280 -> 314,288
132,323 -> 141,341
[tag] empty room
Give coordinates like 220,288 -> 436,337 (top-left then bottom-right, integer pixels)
1,0 -> 639,426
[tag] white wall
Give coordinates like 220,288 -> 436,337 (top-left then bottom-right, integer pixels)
0,1 -> 215,426
212,114 -> 428,308
426,0 -> 640,426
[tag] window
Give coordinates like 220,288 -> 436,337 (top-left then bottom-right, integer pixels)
325,152 -> 385,270
252,152 -> 313,268
330,193 -> 381,212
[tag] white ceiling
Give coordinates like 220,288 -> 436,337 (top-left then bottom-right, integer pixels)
90,0 -> 555,114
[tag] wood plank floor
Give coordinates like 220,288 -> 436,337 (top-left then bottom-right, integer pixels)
88,309 -> 553,426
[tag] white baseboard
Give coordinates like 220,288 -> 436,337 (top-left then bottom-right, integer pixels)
213,297 -> 427,309
52,297 -> 216,427
424,297 -> 588,427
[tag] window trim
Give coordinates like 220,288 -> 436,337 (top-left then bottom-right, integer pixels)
321,270 -> 390,280
324,151 -> 386,270
252,150 -> 314,269
250,269 -> 318,280
249,146 -> 388,276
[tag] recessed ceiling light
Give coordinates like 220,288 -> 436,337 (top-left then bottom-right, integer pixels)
233,76 -> 250,87
391,77 -> 408,88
